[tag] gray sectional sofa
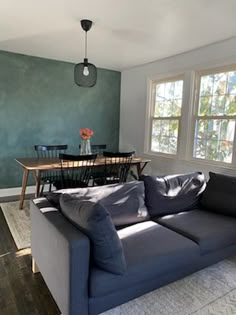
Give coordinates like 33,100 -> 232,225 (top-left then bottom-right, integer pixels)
30,171 -> 236,315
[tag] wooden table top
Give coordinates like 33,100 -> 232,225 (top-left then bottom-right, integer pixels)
15,157 -> 151,171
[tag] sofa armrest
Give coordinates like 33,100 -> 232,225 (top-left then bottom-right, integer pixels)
30,198 -> 90,315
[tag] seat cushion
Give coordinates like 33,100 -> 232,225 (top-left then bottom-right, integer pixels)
200,172 -> 236,215
89,221 -> 200,297
155,209 -> 236,255
142,172 -> 206,217
60,194 -> 126,275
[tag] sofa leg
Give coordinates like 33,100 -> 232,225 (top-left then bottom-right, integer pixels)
32,257 -> 39,274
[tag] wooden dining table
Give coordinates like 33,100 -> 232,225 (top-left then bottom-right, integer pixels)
15,156 -> 151,209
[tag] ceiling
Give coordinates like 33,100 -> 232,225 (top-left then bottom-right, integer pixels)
1,0 -> 236,71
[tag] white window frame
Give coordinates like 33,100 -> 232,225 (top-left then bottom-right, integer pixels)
191,65 -> 236,167
145,74 -> 184,158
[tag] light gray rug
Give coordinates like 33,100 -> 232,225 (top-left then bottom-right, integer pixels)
1,200 -> 30,249
1,201 -> 236,314
101,257 -> 236,315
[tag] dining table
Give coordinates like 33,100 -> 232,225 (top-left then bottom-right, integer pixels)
15,156 -> 151,209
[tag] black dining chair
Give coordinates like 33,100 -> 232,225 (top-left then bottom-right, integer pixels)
94,151 -> 135,186
34,144 -> 68,195
79,144 -> 107,155
88,144 -> 107,182
91,144 -> 107,155
55,153 -> 97,189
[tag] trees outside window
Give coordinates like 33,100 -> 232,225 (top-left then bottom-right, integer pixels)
146,65 -> 236,169
193,69 -> 236,164
150,77 -> 184,155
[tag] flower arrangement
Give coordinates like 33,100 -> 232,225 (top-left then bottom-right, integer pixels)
79,128 -> 94,140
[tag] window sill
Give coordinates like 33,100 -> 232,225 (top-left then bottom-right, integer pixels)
143,150 -> 178,160
143,151 -> 236,172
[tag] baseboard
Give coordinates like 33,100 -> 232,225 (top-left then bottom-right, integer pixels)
0,185 -> 50,198
0,186 -> 36,198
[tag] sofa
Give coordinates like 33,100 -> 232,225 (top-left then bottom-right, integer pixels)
30,171 -> 236,315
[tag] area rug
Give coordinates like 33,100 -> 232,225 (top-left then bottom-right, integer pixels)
0,200 -> 30,249
1,201 -> 236,314
102,256 -> 236,314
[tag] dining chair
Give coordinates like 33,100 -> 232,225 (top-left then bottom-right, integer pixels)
79,144 -> 107,155
91,144 -> 107,155
55,153 -> 97,189
88,144 -> 107,182
34,144 -> 68,195
94,151 -> 135,186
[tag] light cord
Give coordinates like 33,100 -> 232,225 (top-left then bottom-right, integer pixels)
85,31 -> 88,59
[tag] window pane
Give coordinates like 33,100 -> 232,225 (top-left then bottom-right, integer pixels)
194,68 -> 236,164
227,71 -> 236,95
165,82 -> 175,99
225,95 -> 236,115
211,95 -> 226,116
200,75 -> 214,97
213,72 -> 227,95
174,80 -> 183,98
154,97 -> 164,117
172,99 -> 182,116
198,96 -> 212,116
193,119 -> 235,163
194,119 -> 208,139
194,139 -> 206,159
154,80 -> 183,117
151,119 -> 179,154
198,71 -> 236,116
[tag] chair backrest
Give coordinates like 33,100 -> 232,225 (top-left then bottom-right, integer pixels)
59,153 -> 97,188
78,144 -> 107,156
34,145 -> 68,158
103,151 -> 135,184
34,145 -> 68,183
91,144 -> 107,155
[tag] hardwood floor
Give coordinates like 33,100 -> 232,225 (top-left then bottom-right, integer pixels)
0,205 -> 61,315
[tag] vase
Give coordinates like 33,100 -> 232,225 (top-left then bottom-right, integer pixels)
80,139 -> 92,155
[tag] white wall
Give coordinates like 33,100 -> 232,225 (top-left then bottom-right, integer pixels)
120,37 -> 236,178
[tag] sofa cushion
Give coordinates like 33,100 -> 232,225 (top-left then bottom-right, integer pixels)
60,194 -> 126,275
142,172 -> 206,216
200,172 -> 236,215
89,221 -> 200,297
48,181 -> 149,227
155,209 -> 236,255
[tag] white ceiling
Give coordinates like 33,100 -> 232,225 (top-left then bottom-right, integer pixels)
1,0 -> 236,71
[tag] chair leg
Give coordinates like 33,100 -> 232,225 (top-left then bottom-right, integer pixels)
40,184 -> 44,196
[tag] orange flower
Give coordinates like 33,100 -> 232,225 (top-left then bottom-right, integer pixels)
79,128 -> 94,140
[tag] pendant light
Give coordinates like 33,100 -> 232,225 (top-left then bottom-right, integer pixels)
74,19 -> 97,87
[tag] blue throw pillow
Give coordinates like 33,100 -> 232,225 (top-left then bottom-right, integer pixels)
48,181 -> 149,227
200,172 -> 236,215
143,172 -> 206,217
60,193 -> 127,275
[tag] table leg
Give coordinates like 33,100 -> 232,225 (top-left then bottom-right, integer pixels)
136,162 -> 148,178
19,169 -> 29,209
33,170 -> 41,198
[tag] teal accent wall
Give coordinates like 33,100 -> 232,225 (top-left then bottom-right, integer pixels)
0,51 -> 121,188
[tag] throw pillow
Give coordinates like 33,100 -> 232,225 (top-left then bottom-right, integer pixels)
200,172 -> 236,215
47,188 -> 82,208
143,172 -> 206,217
60,193 -> 127,275
48,181 -> 149,227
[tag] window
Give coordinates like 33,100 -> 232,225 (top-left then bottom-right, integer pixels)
193,68 -> 236,164
149,77 -> 184,155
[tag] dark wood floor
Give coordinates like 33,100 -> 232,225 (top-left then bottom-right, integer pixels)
0,204 -> 61,315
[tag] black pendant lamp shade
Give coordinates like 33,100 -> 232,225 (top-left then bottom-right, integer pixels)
74,19 -> 97,87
